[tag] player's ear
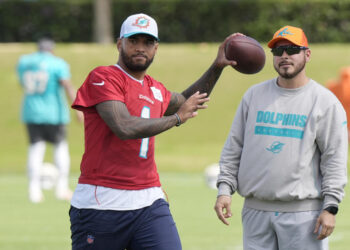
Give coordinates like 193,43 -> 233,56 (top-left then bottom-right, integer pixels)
117,38 -> 122,51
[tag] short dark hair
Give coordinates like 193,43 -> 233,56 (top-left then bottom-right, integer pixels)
38,37 -> 55,51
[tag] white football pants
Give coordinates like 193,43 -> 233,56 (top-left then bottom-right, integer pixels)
27,140 -> 70,197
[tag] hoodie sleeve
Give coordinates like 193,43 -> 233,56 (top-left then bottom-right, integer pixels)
316,101 -> 348,209
217,93 -> 249,196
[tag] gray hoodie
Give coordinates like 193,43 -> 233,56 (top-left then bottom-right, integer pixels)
217,78 -> 348,212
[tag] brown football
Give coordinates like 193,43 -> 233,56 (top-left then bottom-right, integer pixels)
225,35 -> 266,74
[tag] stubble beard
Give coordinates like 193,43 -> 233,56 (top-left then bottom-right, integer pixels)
274,58 -> 306,79
120,49 -> 154,72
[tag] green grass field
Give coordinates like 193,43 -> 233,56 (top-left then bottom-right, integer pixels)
0,42 -> 349,249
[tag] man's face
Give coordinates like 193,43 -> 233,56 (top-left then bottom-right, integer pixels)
117,34 -> 158,72
272,40 -> 311,79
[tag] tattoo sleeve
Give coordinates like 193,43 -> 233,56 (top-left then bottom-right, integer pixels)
181,63 -> 224,99
164,92 -> 186,116
163,63 -> 224,115
96,100 -> 178,140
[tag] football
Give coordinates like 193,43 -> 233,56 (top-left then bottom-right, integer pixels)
204,163 -> 220,189
225,35 -> 266,74
40,162 -> 58,190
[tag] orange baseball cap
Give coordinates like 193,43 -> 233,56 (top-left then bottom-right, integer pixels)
268,25 -> 308,48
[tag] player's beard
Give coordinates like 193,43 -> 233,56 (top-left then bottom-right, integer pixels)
274,57 -> 306,79
120,49 -> 154,72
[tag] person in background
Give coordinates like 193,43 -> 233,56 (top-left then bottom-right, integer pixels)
327,66 -> 350,140
69,13 -> 237,250
17,37 -> 82,203
214,25 -> 348,250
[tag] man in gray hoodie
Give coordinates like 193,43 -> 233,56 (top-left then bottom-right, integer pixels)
214,25 -> 348,250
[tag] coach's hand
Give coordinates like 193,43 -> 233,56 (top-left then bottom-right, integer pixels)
314,210 -> 336,240
214,195 -> 232,225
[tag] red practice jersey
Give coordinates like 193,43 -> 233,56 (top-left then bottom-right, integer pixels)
72,65 -> 172,190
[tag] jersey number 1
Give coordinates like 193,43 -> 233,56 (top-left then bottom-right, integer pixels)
139,106 -> 150,159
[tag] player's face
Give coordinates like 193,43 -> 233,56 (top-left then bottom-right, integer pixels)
118,35 -> 158,72
273,40 -> 311,79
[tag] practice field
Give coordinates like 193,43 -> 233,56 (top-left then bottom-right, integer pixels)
0,173 -> 349,250
0,42 -> 349,249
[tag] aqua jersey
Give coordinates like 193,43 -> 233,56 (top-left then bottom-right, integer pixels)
17,51 -> 71,124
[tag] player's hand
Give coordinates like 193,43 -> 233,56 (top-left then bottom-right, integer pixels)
314,210 -> 336,240
214,33 -> 245,68
176,91 -> 209,124
214,195 -> 232,225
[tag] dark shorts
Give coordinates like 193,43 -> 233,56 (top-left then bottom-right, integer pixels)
26,124 -> 66,144
69,199 -> 182,250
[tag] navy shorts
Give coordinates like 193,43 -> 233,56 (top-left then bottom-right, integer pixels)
69,199 -> 182,250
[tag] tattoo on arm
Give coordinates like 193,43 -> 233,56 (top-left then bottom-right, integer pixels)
164,92 -> 186,116
96,100 -> 178,140
182,63 -> 224,99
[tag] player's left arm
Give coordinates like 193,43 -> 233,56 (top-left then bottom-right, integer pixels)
164,34 -> 239,116
164,92 -> 186,116
181,34 -> 239,99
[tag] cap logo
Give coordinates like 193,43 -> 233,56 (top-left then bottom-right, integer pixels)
277,28 -> 293,37
268,26 -> 308,48
132,16 -> 150,29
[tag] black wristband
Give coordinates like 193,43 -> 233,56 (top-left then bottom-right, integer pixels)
324,206 -> 338,215
174,113 -> 182,127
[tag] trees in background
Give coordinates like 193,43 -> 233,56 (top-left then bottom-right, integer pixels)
0,0 -> 349,43
93,0 -> 113,44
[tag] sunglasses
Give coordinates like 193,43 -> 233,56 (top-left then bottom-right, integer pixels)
271,46 -> 308,56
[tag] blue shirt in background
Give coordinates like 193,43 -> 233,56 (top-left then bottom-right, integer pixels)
17,51 -> 71,124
